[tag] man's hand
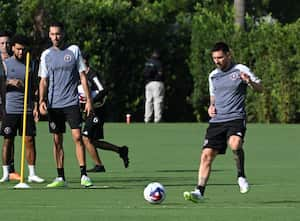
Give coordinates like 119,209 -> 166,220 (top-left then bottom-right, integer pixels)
240,72 -> 251,84
7,79 -> 24,88
84,99 -> 93,116
208,104 -> 217,118
39,101 -> 48,115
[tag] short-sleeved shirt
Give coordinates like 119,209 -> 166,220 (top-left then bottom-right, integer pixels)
39,45 -> 86,108
208,63 -> 261,123
4,57 -> 34,114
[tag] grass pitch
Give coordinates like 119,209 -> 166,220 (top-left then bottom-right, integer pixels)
0,123 -> 299,221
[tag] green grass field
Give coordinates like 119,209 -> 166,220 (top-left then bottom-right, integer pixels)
0,122 -> 299,221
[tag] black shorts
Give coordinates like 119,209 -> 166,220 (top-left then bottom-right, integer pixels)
48,105 -> 82,133
0,114 -> 36,138
203,119 -> 246,154
82,107 -> 104,140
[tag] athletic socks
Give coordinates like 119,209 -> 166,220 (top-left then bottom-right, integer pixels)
197,185 -> 206,196
28,165 -> 36,176
233,149 -> 246,178
57,168 -> 65,180
80,165 -> 87,177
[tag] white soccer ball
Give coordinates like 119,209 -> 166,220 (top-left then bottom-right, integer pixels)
143,182 -> 166,204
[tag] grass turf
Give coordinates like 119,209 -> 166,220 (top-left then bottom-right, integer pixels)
0,122 -> 299,221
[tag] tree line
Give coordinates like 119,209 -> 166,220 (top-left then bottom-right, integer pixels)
0,0 -> 299,122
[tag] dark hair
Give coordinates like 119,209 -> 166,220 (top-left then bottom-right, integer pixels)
0,30 -> 11,38
11,34 -> 29,46
211,42 -> 230,53
49,21 -> 64,31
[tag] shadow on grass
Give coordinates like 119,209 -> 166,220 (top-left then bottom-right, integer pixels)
260,200 -> 300,204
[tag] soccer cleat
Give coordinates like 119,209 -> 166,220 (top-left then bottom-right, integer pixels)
81,175 -> 93,187
46,177 -> 67,188
9,172 -> 21,181
238,177 -> 249,194
87,165 -> 106,173
183,189 -> 203,203
0,175 -> 9,183
119,146 -> 129,168
28,175 -> 45,183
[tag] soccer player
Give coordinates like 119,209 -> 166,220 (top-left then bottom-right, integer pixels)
0,35 -> 44,183
79,54 -> 129,172
39,22 -> 93,187
0,31 -> 21,181
184,42 -> 263,202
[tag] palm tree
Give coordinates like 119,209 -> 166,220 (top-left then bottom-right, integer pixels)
234,0 -> 245,30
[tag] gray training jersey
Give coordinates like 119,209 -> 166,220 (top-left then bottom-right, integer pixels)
4,57 -> 33,114
208,63 -> 261,123
39,45 -> 86,108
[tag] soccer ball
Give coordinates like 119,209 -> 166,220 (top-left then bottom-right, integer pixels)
143,182 -> 166,204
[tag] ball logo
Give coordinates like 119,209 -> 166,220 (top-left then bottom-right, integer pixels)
64,54 -> 72,62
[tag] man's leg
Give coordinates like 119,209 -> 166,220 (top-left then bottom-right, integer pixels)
0,138 -> 13,182
197,148 -> 218,195
47,133 -> 66,187
228,135 -> 249,193
153,82 -> 164,123
144,83 -> 154,123
83,136 -> 105,172
25,136 -> 44,183
93,140 -> 129,168
71,128 -> 93,187
184,148 -> 218,202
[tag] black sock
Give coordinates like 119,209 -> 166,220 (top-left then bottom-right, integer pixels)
9,162 -> 15,173
233,149 -> 246,178
197,185 -> 206,196
57,168 -> 65,180
80,166 -> 87,177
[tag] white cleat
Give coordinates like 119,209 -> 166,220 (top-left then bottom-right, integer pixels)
28,175 -> 45,183
0,176 -> 9,183
238,177 -> 249,194
183,189 -> 203,203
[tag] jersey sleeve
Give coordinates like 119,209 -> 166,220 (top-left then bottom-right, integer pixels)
38,50 -> 50,78
68,45 -> 87,73
208,70 -> 217,96
237,64 -> 261,83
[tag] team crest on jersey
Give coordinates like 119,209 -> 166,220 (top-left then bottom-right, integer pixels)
64,54 -> 72,62
230,72 -> 239,80
4,127 -> 12,135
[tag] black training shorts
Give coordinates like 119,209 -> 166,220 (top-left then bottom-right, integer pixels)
202,119 -> 246,154
82,107 -> 104,140
0,114 -> 36,138
48,105 -> 82,133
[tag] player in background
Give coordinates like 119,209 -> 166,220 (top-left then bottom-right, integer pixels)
0,35 -> 44,183
184,42 -> 263,202
78,54 -> 129,172
39,22 -> 93,188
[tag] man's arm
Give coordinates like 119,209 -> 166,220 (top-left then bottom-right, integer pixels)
79,71 -> 93,116
208,96 -> 216,118
39,77 -> 48,115
240,72 -> 263,93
